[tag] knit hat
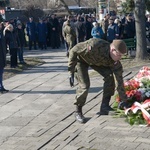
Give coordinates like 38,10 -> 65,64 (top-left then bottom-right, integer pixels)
112,40 -> 127,54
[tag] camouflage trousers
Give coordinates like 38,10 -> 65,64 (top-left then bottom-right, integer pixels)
74,61 -> 115,107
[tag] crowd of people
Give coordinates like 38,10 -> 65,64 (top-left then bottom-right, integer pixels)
62,13 -> 150,56
0,13 -> 149,55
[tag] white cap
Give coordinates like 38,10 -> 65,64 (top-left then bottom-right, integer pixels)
92,22 -> 97,26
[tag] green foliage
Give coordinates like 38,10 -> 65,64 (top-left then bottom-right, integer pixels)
121,0 -> 150,14
112,102 -> 126,118
112,101 -> 119,109
141,78 -> 150,89
125,110 -> 147,125
121,0 -> 134,14
145,0 -> 150,12
128,0 -> 135,9
112,101 -> 147,125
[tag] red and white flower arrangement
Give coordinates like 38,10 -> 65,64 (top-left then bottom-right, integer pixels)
114,66 -> 150,126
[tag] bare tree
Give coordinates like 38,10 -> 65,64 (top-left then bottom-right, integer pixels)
24,5 -> 44,21
83,0 -> 97,7
9,0 -> 47,9
9,0 -> 98,17
74,0 -> 81,7
47,0 -> 60,8
59,0 -> 71,15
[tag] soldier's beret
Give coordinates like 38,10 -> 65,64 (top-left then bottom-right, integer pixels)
112,40 -> 127,54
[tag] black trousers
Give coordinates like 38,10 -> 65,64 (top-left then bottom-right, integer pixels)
10,48 -> 18,67
29,40 -> 37,50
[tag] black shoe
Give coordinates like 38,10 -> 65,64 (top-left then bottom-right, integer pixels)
23,62 -> 26,64
11,66 -> 16,68
0,88 -> 9,94
104,106 -> 114,111
20,61 -> 26,64
99,106 -> 114,115
74,112 -> 86,123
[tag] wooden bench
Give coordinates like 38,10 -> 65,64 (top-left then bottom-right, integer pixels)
123,38 -> 136,50
123,38 -> 136,57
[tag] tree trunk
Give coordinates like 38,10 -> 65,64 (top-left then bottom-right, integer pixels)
78,0 -> 81,7
134,0 -> 147,60
74,0 -> 81,7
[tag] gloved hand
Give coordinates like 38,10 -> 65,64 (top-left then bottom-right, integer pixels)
69,73 -> 74,87
118,101 -> 128,110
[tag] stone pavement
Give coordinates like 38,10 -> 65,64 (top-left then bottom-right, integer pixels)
0,47 -> 150,150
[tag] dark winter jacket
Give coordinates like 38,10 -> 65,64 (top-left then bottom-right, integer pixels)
85,21 -> 93,40
26,21 -> 37,41
37,22 -> 47,42
123,20 -> 135,38
16,28 -> 25,47
107,23 -> 119,42
50,18 -> 60,33
4,30 -> 18,49
0,29 -> 6,69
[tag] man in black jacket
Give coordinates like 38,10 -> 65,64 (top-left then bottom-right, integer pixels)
0,22 -> 9,93
85,16 -> 93,40
123,14 -> 135,39
16,23 -> 26,64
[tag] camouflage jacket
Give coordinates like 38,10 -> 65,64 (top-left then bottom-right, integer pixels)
68,38 -> 127,101
63,25 -> 76,43
68,38 -> 120,72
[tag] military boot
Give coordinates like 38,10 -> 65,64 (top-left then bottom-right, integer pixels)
99,96 -> 114,115
74,106 -> 86,123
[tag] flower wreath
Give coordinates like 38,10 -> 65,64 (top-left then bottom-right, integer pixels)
114,66 -> 150,126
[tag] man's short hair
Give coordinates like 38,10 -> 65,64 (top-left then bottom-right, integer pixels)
112,40 -> 127,54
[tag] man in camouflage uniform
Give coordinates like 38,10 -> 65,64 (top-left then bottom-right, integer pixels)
63,20 -> 76,57
68,38 -> 128,123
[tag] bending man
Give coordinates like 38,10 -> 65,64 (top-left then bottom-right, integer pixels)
68,38 -> 128,123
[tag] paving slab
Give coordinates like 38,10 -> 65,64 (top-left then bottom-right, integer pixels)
0,47 -> 150,150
